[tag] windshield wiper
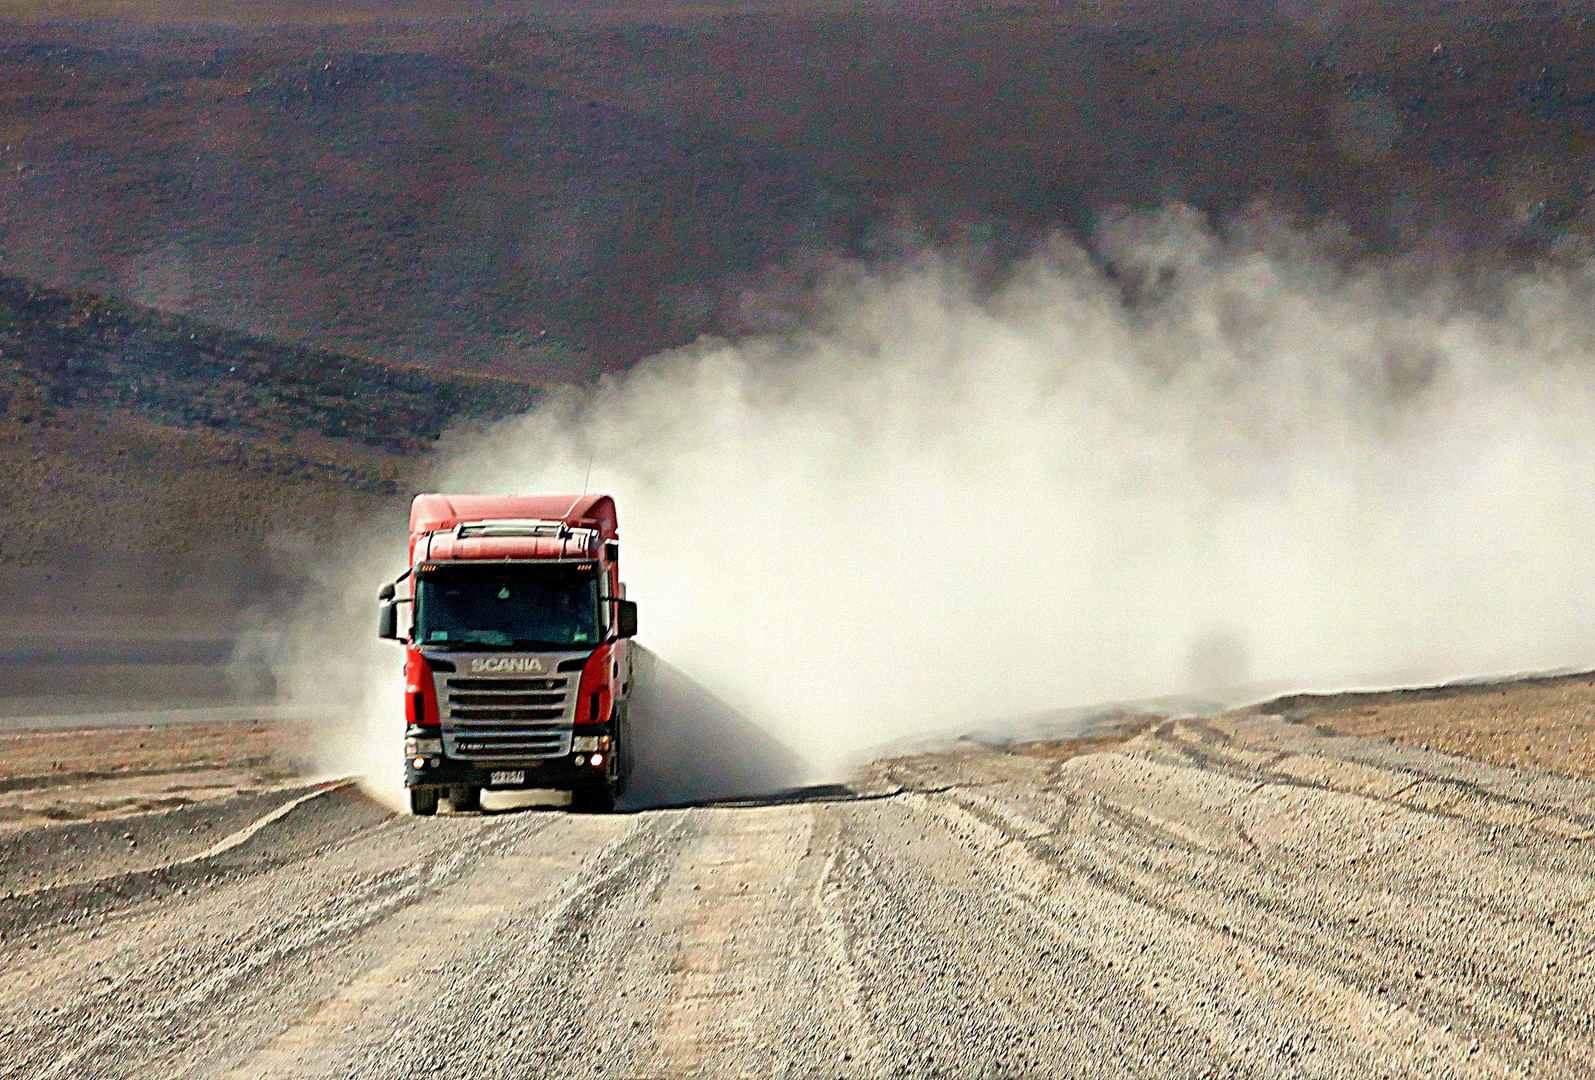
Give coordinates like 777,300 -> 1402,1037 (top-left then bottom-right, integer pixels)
422,639 -> 590,652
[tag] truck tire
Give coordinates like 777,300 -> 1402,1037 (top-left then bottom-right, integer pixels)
613,733 -> 630,796
448,785 -> 481,813
410,787 -> 439,816
615,706 -> 631,795
570,781 -> 616,814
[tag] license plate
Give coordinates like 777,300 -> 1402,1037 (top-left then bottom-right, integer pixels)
490,770 -> 526,786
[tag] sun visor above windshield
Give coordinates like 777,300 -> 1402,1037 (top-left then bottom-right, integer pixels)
410,494 -> 617,539
422,530 -> 601,562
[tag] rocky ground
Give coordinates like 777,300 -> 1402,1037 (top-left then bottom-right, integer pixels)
1260,673 -> 1595,781
2,675 -> 1594,1078
0,717 -> 305,832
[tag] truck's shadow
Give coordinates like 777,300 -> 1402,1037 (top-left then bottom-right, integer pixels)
619,646 -> 810,810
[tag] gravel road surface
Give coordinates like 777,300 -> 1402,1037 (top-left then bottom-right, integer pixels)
3,712 -> 1593,1079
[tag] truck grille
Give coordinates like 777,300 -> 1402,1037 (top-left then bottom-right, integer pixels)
434,661 -> 587,761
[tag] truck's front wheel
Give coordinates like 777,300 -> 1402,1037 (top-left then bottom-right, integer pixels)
409,787 -> 439,816
569,781 -> 616,814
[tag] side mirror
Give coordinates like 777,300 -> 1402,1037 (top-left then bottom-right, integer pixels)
615,599 -> 638,639
378,582 -> 396,601
378,601 -> 401,641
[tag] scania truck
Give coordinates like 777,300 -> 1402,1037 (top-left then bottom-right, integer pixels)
377,493 -> 637,815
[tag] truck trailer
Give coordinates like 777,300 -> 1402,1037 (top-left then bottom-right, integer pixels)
377,493 -> 637,815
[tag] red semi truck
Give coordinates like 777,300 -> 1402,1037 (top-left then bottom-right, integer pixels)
377,493 -> 637,815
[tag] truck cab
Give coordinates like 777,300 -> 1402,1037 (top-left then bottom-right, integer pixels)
378,493 -> 637,815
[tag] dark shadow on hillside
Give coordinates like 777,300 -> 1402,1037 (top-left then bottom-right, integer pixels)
621,646 -> 809,810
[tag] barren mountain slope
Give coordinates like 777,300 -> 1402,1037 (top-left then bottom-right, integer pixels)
0,3 -> 1591,374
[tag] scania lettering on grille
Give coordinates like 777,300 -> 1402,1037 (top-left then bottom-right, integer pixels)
470,656 -> 546,674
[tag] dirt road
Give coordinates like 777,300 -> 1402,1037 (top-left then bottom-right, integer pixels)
3,703 -> 1595,1078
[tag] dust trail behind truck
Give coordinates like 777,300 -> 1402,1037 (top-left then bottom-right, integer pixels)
377,493 -> 638,815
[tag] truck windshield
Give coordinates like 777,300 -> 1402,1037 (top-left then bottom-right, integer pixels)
415,566 -> 600,650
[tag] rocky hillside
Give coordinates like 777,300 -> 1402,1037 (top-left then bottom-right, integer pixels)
0,4 -> 1589,377
0,273 -> 539,465
0,39 -> 811,374
0,273 -> 538,593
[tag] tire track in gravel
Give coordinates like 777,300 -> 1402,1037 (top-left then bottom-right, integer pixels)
636,803 -> 887,1079
231,809 -> 665,1079
1092,724 -> 1595,1065
255,801 -> 894,1080
305,801 -> 902,1080
0,807 -> 580,1080
5,709 -> 1594,1080
895,718 -> 1595,1078
826,793 -> 1243,1080
899,788 -> 1505,1078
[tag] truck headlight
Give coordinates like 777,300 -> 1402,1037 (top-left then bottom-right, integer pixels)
405,738 -> 443,755
572,736 -> 601,752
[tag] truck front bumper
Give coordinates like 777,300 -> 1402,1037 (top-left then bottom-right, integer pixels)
404,726 -> 612,790
406,755 -> 606,790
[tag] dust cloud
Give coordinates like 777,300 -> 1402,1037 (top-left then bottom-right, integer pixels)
269,517 -> 413,810
280,207 -> 1595,792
